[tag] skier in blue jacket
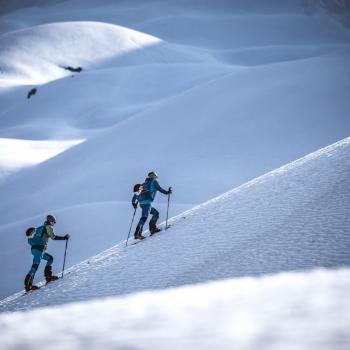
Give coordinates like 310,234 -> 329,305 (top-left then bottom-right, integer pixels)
24,215 -> 69,291
132,171 -> 172,240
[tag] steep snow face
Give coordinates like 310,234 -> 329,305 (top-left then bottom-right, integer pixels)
1,137 -> 349,312
1,268 -> 349,350
0,0 -> 349,299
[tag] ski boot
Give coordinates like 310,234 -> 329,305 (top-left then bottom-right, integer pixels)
24,274 -> 39,292
135,234 -> 145,240
149,223 -> 161,236
45,266 -> 59,283
134,226 -> 146,240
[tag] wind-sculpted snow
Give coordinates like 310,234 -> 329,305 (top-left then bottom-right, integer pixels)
1,268 -> 349,350
137,13 -> 350,49
1,137 -> 349,312
0,21 -> 192,85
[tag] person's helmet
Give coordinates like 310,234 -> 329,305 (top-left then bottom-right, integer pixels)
46,214 -> 56,225
25,227 -> 36,237
148,171 -> 158,179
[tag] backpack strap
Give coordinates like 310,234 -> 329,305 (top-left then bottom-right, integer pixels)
149,178 -> 155,199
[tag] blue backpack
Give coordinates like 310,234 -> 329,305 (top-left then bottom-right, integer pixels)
26,225 -> 46,246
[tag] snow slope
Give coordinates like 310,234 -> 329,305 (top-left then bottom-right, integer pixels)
1,268 -> 349,350
1,136 -> 349,312
0,137 -> 349,349
0,0 -> 350,299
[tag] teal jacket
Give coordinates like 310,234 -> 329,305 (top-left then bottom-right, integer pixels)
132,178 -> 168,205
28,223 -> 57,248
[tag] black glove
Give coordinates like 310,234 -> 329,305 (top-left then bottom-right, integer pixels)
132,202 -> 138,209
64,234 -> 70,240
54,235 -> 66,241
167,186 -> 172,195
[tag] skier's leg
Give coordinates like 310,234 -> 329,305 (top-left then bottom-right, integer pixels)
149,207 -> 160,234
134,204 -> 150,239
43,253 -> 58,282
24,249 -> 42,291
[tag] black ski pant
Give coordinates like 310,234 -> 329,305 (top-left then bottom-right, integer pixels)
135,204 -> 159,236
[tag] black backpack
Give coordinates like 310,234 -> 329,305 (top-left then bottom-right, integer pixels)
25,227 -> 36,237
133,184 -> 142,192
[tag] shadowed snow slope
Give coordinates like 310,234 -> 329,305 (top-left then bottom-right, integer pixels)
0,268 -> 349,350
0,0 -> 350,299
1,137 -> 349,313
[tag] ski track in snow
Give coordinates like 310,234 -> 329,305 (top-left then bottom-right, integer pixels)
1,137 -> 349,312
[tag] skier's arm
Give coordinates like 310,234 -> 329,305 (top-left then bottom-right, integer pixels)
154,180 -> 170,195
47,225 -> 69,240
46,225 -> 56,240
132,193 -> 138,208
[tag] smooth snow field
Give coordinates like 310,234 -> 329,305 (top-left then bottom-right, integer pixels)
1,269 -> 349,350
0,136 -> 350,349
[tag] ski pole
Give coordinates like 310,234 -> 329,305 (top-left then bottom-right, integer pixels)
61,238 -> 69,278
126,207 -> 137,247
165,188 -> 171,230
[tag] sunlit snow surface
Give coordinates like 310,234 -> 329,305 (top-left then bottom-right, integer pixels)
0,138 -> 83,180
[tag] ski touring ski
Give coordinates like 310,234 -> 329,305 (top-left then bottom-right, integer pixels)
129,224 -> 173,246
46,276 -> 61,286
22,274 -> 67,297
22,286 -> 40,296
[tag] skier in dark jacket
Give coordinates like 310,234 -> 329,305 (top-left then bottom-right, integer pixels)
132,171 -> 172,240
24,215 -> 69,291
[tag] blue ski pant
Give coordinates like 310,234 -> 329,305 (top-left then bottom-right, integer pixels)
135,204 -> 159,233
28,248 -> 53,277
